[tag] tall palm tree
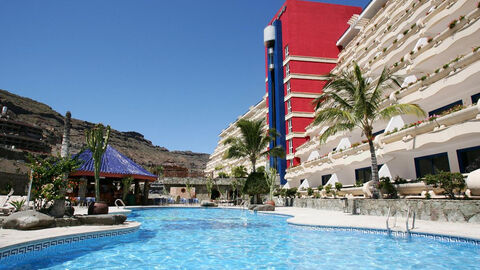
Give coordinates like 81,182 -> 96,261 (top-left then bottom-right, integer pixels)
313,63 -> 425,198
223,119 -> 285,173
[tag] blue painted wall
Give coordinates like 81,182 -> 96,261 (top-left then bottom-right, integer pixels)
267,20 -> 287,185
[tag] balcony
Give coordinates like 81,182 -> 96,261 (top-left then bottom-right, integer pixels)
381,103 -> 480,145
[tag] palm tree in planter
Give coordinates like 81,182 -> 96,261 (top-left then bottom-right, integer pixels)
223,119 -> 285,204
223,119 -> 285,173
85,124 -> 111,214
313,63 -> 425,198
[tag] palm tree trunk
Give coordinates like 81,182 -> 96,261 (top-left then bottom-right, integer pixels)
368,139 -> 380,199
251,158 -> 256,173
50,112 -> 71,217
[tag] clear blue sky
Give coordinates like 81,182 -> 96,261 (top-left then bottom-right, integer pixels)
0,0 -> 369,154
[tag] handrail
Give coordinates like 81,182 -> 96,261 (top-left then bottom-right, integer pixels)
115,199 -> 126,208
386,206 -> 391,232
405,207 -> 416,233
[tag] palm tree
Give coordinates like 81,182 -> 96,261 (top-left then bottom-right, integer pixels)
223,119 -> 285,173
313,63 -> 425,198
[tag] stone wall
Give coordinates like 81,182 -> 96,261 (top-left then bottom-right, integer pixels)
355,199 -> 480,223
0,172 -> 29,195
274,197 -> 480,223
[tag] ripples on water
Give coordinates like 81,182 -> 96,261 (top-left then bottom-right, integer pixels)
3,208 -> 480,269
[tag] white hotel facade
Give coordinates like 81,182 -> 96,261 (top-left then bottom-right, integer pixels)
205,97 -> 269,178
287,0 -> 480,189
207,0 -> 480,193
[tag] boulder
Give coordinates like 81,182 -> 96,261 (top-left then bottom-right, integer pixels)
2,210 -> 55,230
200,200 -> 217,207
75,214 -> 127,225
248,204 -> 261,210
54,217 -> 82,227
253,204 -> 275,211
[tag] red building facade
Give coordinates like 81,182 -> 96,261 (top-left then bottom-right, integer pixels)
264,0 -> 361,183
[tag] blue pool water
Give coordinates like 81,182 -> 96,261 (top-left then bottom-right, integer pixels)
3,208 -> 480,269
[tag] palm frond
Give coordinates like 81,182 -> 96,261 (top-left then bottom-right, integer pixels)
377,103 -> 426,120
313,108 -> 355,126
318,123 -> 355,143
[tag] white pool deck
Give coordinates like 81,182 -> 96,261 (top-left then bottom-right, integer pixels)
1,205 -> 480,251
269,207 -> 480,240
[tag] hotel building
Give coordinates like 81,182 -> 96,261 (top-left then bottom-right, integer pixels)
206,0 -> 361,181
205,97 -> 269,178
286,0 -> 480,190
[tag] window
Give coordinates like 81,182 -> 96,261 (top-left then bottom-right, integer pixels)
284,45 -> 289,57
355,164 -> 384,183
289,139 -> 293,154
372,129 -> 385,137
321,174 -> 331,186
414,152 -> 450,178
428,100 -> 463,116
457,146 -> 480,173
286,81 -> 291,95
285,64 -> 290,76
288,119 -> 292,133
472,93 -> 480,104
290,159 -> 294,167
287,100 -> 292,114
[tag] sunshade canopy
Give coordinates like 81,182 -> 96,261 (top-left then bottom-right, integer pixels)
70,145 -> 157,181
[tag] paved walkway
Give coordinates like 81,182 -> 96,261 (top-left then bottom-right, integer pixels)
0,221 -> 140,249
271,207 -> 480,240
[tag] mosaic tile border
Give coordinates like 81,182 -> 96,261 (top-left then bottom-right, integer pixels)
0,226 -> 139,262
289,222 -> 480,246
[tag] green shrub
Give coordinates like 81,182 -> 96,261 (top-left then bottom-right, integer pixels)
378,177 -> 398,199
9,199 -> 26,212
424,171 -> 466,199
449,20 -> 457,29
307,187 -> 314,196
317,185 -> 323,191
218,172 -> 229,178
243,172 -> 268,196
325,184 -> 332,195
393,176 -> 408,184
335,182 -> 343,191
285,187 -> 298,198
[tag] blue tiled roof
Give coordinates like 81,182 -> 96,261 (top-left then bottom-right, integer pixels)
74,145 -> 156,180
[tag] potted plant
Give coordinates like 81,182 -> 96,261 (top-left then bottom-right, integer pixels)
85,124 -> 111,215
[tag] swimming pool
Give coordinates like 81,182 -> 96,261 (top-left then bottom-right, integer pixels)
3,208 -> 480,269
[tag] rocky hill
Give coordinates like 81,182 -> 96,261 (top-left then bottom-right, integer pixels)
0,89 -> 210,176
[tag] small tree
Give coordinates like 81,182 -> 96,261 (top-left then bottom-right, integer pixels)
28,155 -> 81,211
224,119 -> 285,173
243,172 -> 269,204
185,179 -> 193,199
85,124 -> 111,202
424,172 -> 466,199
205,177 -> 214,200
264,167 -> 278,201
122,176 -> 134,202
